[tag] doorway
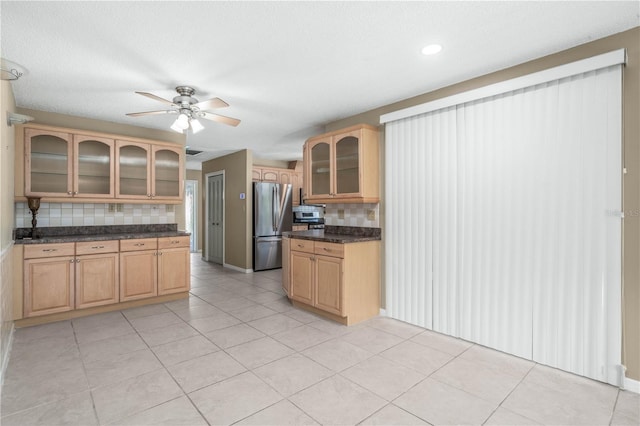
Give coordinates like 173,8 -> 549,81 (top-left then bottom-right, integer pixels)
185,180 -> 198,253
206,172 -> 224,265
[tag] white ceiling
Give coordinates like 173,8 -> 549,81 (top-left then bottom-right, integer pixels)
2,1 -> 638,169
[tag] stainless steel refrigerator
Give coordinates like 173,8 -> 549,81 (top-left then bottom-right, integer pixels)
253,182 -> 293,271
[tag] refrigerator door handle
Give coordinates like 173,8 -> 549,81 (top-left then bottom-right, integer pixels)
272,186 -> 278,232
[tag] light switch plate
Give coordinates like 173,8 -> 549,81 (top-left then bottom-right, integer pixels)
108,203 -> 115,213
367,209 -> 376,220
338,209 -> 345,219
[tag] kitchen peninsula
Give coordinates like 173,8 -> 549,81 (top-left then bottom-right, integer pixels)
283,226 -> 381,325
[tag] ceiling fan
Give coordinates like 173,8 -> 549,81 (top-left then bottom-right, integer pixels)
126,86 -> 240,133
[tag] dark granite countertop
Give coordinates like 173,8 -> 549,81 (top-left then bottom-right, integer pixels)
14,224 -> 190,245
284,225 -> 381,243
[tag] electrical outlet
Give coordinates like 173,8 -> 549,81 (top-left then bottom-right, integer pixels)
166,205 -> 174,212
338,209 -> 345,219
108,203 -> 115,212
367,209 -> 376,220
116,203 -> 123,212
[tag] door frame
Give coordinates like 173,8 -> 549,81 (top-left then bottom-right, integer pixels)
205,171 -> 225,264
184,179 -> 198,253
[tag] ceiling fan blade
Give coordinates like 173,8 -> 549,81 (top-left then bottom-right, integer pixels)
126,110 -> 176,117
135,91 -> 175,106
201,111 -> 241,127
194,97 -> 229,110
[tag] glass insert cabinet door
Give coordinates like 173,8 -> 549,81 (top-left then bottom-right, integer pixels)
153,147 -> 181,198
335,135 -> 360,195
310,141 -> 331,196
74,135 -> 114,197
117,142 -> 150,197
26,129 -> 73,196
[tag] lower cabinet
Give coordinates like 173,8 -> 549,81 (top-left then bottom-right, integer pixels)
24,254 -> 75,317
287,238 -> 379,325
281,236 -> 291,296
120,239 -> 159,302
158,237 -> 191,295
24,241 -> 119,317
22,236 -> 190,318
75,240 -> 119,309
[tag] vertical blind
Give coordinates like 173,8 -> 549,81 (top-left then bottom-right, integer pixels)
384,63 -> 622,385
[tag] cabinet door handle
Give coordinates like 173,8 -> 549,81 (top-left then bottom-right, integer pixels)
134,243 -> 145,247
297,244 -> 304,248
42,249 -> 58,252
171,240 -> 179,244
91,245 -> 105,249
323,248 -> 332,252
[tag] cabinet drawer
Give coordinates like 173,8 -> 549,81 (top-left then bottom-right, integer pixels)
158,236 -> 190,249
120,238 -> 158,252
75,240 -> 119,255
290,239 -> 314,254
24,243 -> 75,259
314,241 -> 344,258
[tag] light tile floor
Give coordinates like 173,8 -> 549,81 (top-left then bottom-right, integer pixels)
1,253 -> 638,425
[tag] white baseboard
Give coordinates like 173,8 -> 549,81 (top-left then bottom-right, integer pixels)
623,376 -> 640,394
223,263 -> 252,274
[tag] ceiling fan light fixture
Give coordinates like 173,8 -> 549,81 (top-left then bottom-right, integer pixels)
422,44 -> 443,55
190,118 -> 204,134
176,113 -> 190,130
170,118 -> 184,133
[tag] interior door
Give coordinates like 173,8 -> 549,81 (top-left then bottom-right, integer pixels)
207,173 -> 224,265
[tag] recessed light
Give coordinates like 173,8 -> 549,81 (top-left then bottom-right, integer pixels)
421,44 -> 442,55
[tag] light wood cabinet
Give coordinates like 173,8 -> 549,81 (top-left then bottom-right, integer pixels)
116,142 -> 184,201
25,130 -> 116,199
158,236 -> 190,295
24,128 -> 74,198
252,168 -> 279,182
23,243 -> 76,318
119,238 -> 158,301
18,123 -> 184,204
73,134 -> 115,198
252,166 -> 303,206
75,240 -> 119,309
282,236 -> 291,296
19,236 -> 190,320
288,238 -> 380,325
303,124 -> 379,204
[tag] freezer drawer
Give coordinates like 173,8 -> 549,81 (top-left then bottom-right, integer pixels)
254,236 -> 282,271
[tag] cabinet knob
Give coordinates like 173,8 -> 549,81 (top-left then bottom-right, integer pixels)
67,191 -> 72,195
73,191 -> 78,195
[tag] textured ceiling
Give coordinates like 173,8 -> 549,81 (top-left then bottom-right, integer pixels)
2,1 -> 638,169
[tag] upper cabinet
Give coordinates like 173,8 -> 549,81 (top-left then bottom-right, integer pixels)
116,141 -> 184,201
303,124 -> 379,204
252,166 -> 303,206
19,124 -> 184,203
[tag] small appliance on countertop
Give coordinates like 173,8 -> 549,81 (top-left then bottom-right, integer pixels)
292,204 -> 325,229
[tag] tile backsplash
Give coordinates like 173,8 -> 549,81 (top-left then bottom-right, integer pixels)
324,203 -> 379,228
15,202 -> 176,228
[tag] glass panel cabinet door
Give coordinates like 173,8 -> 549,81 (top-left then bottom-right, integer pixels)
153,148 -> 181,198
310,141 -> 331,196
117,143 -> 149,197
335,135 -> 360,194
75,136 -> 114,197
26,129 -> 72,196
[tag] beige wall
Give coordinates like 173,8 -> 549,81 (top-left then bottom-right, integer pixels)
201,149 -> 253,270
186,169 -> 203,252
0,80 -> 16,383
16,108 -> 185,145
325,27 -> 640,381
253,159 -> 289,169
